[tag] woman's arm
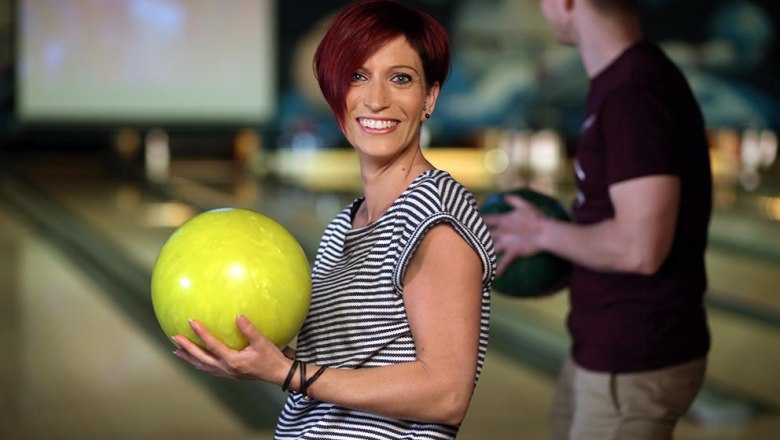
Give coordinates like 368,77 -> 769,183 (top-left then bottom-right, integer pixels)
174,223 -> 484,426
302,223 -> 483,425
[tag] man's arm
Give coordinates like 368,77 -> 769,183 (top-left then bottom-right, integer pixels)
487,174 -> 679,275
540,175 -> 680,274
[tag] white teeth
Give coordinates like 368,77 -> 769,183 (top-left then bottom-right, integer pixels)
359,118 -> 397,130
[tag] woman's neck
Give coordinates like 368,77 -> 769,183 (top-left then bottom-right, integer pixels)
354,152 -> 433,228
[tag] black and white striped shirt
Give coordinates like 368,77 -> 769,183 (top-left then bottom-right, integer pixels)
275,169 -> 495,440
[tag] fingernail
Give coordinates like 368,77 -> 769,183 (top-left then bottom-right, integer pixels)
237,314 -> 247,325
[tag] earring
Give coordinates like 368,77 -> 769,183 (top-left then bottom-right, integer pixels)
424,103 -> 431,119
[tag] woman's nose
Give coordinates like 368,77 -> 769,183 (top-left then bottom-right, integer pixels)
364,80 -> 390,111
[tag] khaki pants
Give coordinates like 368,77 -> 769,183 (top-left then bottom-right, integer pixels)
550,356 -> 706,440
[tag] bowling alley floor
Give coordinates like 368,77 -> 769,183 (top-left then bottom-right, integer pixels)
1,151 -> 780,439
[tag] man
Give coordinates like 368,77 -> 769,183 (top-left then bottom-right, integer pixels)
485,0 -> 712,438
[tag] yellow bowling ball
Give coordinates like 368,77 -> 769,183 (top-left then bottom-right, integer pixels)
151,208 -> 311,350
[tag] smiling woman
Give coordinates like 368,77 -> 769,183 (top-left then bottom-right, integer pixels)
170,2 -> 496,439
313,0 -> 449,128
342,37 -> 439,176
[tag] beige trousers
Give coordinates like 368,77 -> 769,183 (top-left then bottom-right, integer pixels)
549,356 -> 706,440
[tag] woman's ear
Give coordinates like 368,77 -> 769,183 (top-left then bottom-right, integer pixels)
422,81 -> 441,122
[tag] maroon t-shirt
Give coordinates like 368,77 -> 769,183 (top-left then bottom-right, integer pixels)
570,41 -> 712,373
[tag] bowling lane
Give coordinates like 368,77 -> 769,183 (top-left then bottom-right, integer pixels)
3,151 -> 780,439
0,194 -> 273,439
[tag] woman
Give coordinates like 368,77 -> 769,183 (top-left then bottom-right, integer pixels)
172,1 -> 496,438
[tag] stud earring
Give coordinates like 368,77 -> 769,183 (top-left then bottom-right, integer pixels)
423,103 -> 431,119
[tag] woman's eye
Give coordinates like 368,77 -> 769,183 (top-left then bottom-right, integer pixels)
351,72 -> 366,82
392,73 -> 412,85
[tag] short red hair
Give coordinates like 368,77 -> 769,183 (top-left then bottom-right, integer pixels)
313,0 -> 450,127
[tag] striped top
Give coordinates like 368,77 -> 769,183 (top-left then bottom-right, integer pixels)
275,169 -> 495,440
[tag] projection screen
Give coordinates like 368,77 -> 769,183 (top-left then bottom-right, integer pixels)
17,0 -> 276,124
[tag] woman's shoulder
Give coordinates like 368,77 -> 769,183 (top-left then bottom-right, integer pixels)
404,169 -> 477,212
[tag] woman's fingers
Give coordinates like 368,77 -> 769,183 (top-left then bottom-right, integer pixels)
236,315 -> 265,348
188,319 -> 235,359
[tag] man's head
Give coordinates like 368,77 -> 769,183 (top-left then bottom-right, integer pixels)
539,0 -> 639,46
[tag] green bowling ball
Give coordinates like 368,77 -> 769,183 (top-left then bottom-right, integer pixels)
151,208 -> 311,350
480,188 -> 572,298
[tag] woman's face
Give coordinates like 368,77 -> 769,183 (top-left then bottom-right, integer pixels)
343,36 -> 439,162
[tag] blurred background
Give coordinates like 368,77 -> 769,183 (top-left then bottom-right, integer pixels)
1,0 -> 779,439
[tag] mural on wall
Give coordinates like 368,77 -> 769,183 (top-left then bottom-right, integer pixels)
276,0 -> 779,159
655,0 -> 778,129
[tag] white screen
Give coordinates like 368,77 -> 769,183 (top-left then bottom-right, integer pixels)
17,0 -> 276,124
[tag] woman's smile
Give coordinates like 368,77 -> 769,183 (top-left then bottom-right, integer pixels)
357,117 -> 400,132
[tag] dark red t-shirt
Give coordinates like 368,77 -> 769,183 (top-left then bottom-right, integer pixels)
570,41 -> 712,373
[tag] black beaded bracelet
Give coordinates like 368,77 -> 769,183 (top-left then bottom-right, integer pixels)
304,365 -> 328,395
282,360 -> 299,392
299,362 -> 307,397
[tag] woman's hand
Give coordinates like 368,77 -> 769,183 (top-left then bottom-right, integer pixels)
172,314 -> 292,385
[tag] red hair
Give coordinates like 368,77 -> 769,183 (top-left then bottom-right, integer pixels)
313,0 -> 450,127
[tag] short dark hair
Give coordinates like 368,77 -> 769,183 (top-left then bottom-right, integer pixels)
313,0 -> 450,126
590,0 -> 638,13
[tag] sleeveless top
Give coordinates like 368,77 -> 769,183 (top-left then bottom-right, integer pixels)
275,169 -> 495,439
